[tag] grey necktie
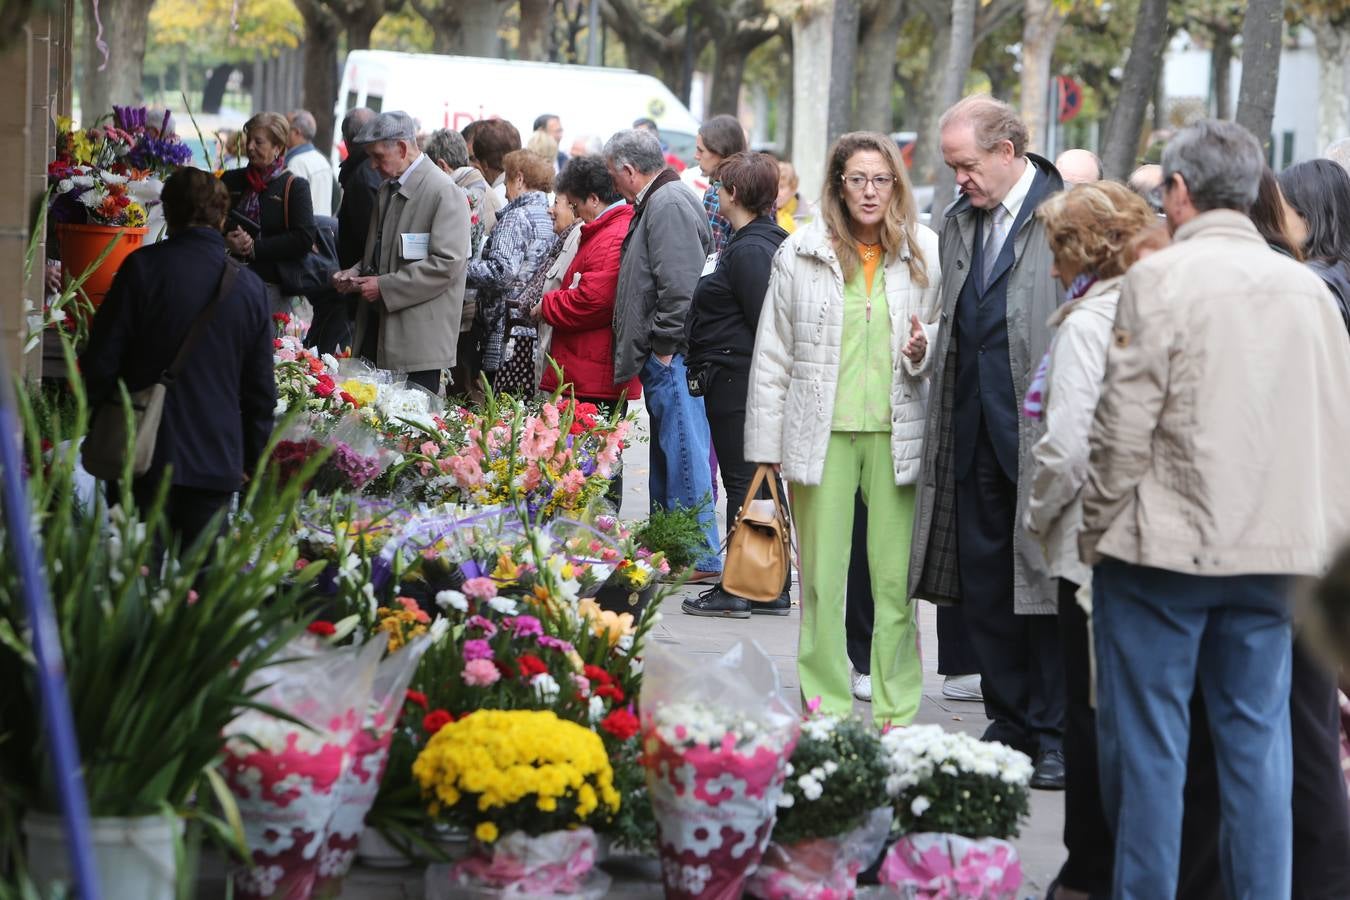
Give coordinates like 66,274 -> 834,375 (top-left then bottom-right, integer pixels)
982,203 -> 1009,288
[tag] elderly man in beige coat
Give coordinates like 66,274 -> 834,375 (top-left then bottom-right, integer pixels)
334,111 -> 470,394
1081,119 -> 1350,900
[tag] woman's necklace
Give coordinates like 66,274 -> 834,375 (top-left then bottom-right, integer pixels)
858,242 -> 882,262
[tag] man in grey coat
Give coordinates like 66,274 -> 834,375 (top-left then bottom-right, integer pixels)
333,111 -> 471,394
908,95 -> 1065,788
605,129 -> 722,582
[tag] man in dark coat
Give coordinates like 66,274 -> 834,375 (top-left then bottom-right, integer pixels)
908,94 -> 1065,788
81,167 -> 275,545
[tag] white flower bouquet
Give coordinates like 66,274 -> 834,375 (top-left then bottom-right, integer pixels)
877,725 -> 1033,900
639,641 -> 799,900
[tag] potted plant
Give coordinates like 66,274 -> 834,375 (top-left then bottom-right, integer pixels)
747,710 -> 893,899
0,372 -> 322,899
414,709 -> 620,897
632,499 -> 712,579
877,725 -> 1034,900
584,514 -> 670,618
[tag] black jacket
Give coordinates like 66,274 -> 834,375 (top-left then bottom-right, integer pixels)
337,148 -> 382,269
686,215 -> 788,373
80,228 -> 277,493
220,167 -> 317,284
1307,257 -> 1350,335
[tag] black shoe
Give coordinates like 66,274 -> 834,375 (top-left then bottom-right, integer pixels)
1030,748 -> 1066,790
749,591 -> 791,616
681,585 -> 752,619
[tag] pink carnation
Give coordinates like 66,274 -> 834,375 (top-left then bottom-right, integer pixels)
462,658 -> 500,687
463,639 -> 493,661
462,577 -> 498,600
509,615 -> 543,638
466,615 -> 498,635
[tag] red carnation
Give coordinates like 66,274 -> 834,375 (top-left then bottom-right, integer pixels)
600,708 -> 640,741
583,664 -> 612,686
274,338 -> 283,349
517,654 -> 549,678
423,709 -> 453,735
314,374 -> 336,398
595,683 -> 625,703
272,312 -> 292,326
307,620 -> 336,637
494,659 -> 514,679
340,391 -> 358,406
405,690 -> 429,710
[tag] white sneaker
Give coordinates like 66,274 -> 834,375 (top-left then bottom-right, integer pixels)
852,672 -> 873,702
942,674 -> 983,701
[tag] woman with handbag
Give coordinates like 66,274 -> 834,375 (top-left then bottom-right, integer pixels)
681,152 -> 791,619
745,132 -> 940,727
81,168 -> 276,546
469,149 -> 555,390
221,111 -> 317,314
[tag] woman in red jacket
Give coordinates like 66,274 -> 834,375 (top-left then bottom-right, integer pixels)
536,156 -> 641,506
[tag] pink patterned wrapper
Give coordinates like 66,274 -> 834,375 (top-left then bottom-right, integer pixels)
425,828 -> 610,898
745,807 -> 892,900
878,832 -> 1023,900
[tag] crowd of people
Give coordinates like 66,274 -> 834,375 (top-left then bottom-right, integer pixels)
80,90 -> 1350,900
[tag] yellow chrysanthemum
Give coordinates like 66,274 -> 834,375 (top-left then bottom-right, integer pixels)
475,821 -> 499,843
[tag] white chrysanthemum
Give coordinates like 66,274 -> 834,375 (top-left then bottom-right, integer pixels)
487,595 -> 519,615
911,795 -> 931,817
531,672 -> 560,701
435,589 -> 468,612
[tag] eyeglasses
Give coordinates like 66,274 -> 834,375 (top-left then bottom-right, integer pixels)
842,173 -> 894,192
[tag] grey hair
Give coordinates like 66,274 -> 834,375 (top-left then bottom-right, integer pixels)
1324,137 -> 1350,174
341,107 -> 375,145
603,129 -> 666,175
289,109 -> 317,141
939,94 -> 1029,157
424,128 -> 470,169
1162,119 -> 1264,213
574,135 -> 604,156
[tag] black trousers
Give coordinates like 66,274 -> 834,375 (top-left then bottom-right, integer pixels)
936,603 -> 981,675
405,369 -> 442,395
954,418 -> 1064,754
577,396 -> 628,511
304,289 -> 354,355
130,480 -> 233,550
1290,637 -> 1350,899
846,491 -> 874,674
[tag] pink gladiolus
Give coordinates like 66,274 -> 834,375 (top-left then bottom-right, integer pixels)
541,402 -> 561,428
560,469 -> 587,496
521,462 -> 543,492
520,417 -> 561,460
462,658 -> 500,687
462,577 -> 498,600
447,453 -> 484,488
419,440 -> 440,458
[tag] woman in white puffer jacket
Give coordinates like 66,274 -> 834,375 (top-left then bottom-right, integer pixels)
745,131 -> 940,727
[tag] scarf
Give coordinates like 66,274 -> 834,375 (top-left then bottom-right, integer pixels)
239,156 -> 285,222
1023,272 -> 1099,421
621,167 -> 682,253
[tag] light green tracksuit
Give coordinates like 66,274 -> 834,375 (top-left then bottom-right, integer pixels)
790,268 -> 922,726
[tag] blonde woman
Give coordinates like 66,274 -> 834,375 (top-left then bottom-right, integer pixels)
746,131 -> 940,726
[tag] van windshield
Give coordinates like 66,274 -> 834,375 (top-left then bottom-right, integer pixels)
663,130 -> 696,168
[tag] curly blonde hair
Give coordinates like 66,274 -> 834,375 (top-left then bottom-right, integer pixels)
1037,181 -> 1157,280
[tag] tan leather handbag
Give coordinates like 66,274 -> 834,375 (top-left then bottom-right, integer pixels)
721,464 -> 792,603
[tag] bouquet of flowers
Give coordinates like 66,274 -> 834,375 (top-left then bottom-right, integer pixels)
220,638 -> 385,899
414,709 -> 620,896
47,166 -> 148,228
746,710 -> 892,899
640,641 -> 799,900
877,725 -> 1033,900
270,416 -> 392,497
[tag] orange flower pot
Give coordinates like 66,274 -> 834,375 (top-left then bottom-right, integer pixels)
57,222 -> 148,308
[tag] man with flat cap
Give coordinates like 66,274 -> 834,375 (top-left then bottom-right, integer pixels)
333,110 -> 470,394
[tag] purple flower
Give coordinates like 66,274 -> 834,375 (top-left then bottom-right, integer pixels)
332,442 -> 381,489
463,639 -> 493,661
537,635 -> 575,653
509,615 -> 543,638
465,615 -> 498,636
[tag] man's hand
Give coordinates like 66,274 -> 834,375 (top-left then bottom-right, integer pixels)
902,314 -> 927,364
225,227 -> 254,259
353,275 -> 382,302
45,261 -> 62,296
331,265 -> 361,293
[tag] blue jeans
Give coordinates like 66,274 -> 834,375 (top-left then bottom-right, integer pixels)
1093,559 -> 1292,900
639,353 -> 721,573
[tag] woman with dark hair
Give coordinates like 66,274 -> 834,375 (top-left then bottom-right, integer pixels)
745,132 -> 941,726
1279,159 -> 1350,331
682,151 -> 790,618
469,118 -> 523,207
469,149 -> 556,392
693,114 -> 749,254
81,168 -> 275,544
220,111 -> 316,313
1251,167 -> 1303,260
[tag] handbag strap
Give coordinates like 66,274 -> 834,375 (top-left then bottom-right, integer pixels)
724,463 -> 797,551
282,172 -> 293,230
162,259 -> 239,385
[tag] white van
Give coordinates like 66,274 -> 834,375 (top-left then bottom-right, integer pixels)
335,50 -> 700,166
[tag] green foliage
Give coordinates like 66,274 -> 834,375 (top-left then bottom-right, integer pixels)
633,500 -> 712,572
772,715 -> 889,845
371,8 -> 436,52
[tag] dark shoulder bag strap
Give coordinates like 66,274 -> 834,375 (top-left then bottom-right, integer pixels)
282,173 -> 294,230
161,259 -> 240,385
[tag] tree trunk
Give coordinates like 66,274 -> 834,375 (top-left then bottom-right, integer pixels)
79,0 -> 157,125
927,0 -> 976,214
519,0 -> 553,60
907,10 -> 950,187
1099,0 -> 1169,180
1234,0 -> 1285,154
1211,29 -> 1233,119
601,0 -> 689,100
853,0 -> 906,133
792,0 -> 836,202
455,0 -> 510,56
1311,12 -> 1350,153
709,39 -> 751,115
201,64 -> 234,114
343,5 -> 383,51
296,0 -> 341,157
1018,0 -> 1066,156
827,0 -> 860,140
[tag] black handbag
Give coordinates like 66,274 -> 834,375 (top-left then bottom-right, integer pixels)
274,174 -> 340,298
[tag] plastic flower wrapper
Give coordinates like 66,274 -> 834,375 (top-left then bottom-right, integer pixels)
639,640 -> 800,900
876,725 -> 1032,900
311,633 -> 436,898
221,638 -> 385,899
270,416 -> 393,496
423,829 -> 610,900
745,711 -> 891,899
